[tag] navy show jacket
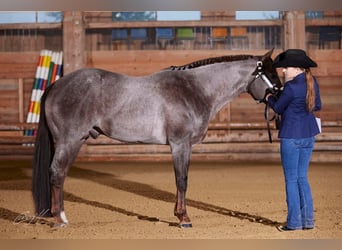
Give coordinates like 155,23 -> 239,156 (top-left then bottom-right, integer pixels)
267,73 -> 322,139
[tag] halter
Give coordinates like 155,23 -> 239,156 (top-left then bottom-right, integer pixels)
247,60 -> 282,143
247,60 -> 280,103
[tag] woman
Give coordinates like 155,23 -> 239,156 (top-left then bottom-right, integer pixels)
267,49 -> 322,231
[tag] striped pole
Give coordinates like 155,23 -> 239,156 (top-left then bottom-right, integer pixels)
25,50 -> 63,138
24,50 -> 46,136
55,51 -> 63,81
50,52 -> 58,85
32,50 -> 52,125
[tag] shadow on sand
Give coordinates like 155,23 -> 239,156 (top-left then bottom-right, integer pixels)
0,162 -> 282,228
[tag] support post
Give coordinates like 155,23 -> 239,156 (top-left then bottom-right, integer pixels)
283,11 -> 306,50
63,11 -> 85,75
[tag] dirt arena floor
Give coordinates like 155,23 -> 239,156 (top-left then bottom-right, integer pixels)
0,160 -> 341,239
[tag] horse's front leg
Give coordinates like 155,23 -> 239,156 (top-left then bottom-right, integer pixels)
170,141 -> 192,228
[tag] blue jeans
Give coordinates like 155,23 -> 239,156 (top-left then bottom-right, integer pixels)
280,137 -> 315,229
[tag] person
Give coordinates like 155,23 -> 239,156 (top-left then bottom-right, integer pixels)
266,49 -> 322,232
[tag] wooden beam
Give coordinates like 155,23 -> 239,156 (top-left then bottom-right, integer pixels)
86,20 -> 283,29
63,11 -> 86,75
0,23 -> 61,30
0,123 -> 37,131
284,11 -> 306,50
18,78 -> 24,123
306,18 -> 342,26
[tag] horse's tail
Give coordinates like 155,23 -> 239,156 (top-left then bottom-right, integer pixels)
32,87 -> 54,217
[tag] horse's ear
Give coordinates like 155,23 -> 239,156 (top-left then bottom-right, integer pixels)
261,48 -> 274,61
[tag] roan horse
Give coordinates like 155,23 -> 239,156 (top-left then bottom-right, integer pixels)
32,49 -> 281,228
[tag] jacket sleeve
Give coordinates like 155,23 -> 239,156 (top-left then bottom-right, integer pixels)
267,84 -> 294,114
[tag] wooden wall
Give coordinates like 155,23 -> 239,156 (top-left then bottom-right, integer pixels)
0,10 -> 342,162
1,49 -> 341,163
2,49 -> 341,125
0,28 -> 62,52
0,52 -> 38,123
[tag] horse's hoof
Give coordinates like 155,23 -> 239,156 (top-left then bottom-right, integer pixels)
179,222 -> 192,228
53,222 -> 68,228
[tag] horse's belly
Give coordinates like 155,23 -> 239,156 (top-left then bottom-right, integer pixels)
105,122 -> 167,145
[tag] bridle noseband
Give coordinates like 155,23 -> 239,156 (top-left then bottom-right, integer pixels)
248,60 -> 282,143
247,60 -> 280,103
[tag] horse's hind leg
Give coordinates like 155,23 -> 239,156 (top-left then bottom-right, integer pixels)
50,141 -> 82,227
170,140 -> 192,228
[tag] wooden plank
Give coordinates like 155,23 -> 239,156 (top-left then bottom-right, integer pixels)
201,11 -> 235,20
0,52 -> 39,64
0,23 -> 61,30
0,138 -> 341,163
78,142 -> 342,156
0,80 -> 19,123
0,136 -> 35,144
0,123 -> 37,131
1,130 -> 340,146
0,52 -> 39,78
1,150 -> 340,163
306,18 -> 342,26
83,11 -> 112,22
85,20 -> 283,29
18,78 -> 24,123
0,145 -> 34,155
0,64 -> 37,79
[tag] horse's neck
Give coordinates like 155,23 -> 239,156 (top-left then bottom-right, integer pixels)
195,60 -> 256,119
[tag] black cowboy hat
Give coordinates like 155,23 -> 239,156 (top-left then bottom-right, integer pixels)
272,49 -> 317,68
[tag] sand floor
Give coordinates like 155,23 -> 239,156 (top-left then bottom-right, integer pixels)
0,160 -> 341,239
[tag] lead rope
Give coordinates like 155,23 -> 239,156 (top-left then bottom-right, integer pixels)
264,102 -> 273,143
264,101 -> 280,143
255,60 -> 282,143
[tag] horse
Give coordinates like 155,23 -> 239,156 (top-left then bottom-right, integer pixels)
32,49 -> 281,228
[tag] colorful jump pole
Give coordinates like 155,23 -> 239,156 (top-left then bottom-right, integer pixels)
25,50 -> 47,136
55,51 -> 63,81
24,50 -> 63,138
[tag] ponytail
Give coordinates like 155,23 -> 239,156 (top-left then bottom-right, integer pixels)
305,69 -> 315,112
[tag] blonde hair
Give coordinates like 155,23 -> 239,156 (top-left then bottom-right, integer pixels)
305,68 -> 315,112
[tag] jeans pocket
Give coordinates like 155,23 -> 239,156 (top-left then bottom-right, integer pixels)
287,137 -> 314,149
301,137 -> 315,148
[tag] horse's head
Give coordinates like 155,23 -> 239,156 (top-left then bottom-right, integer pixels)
247,49 -> 282,102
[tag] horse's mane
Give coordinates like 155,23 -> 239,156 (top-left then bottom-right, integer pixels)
166,54 -> 255,71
